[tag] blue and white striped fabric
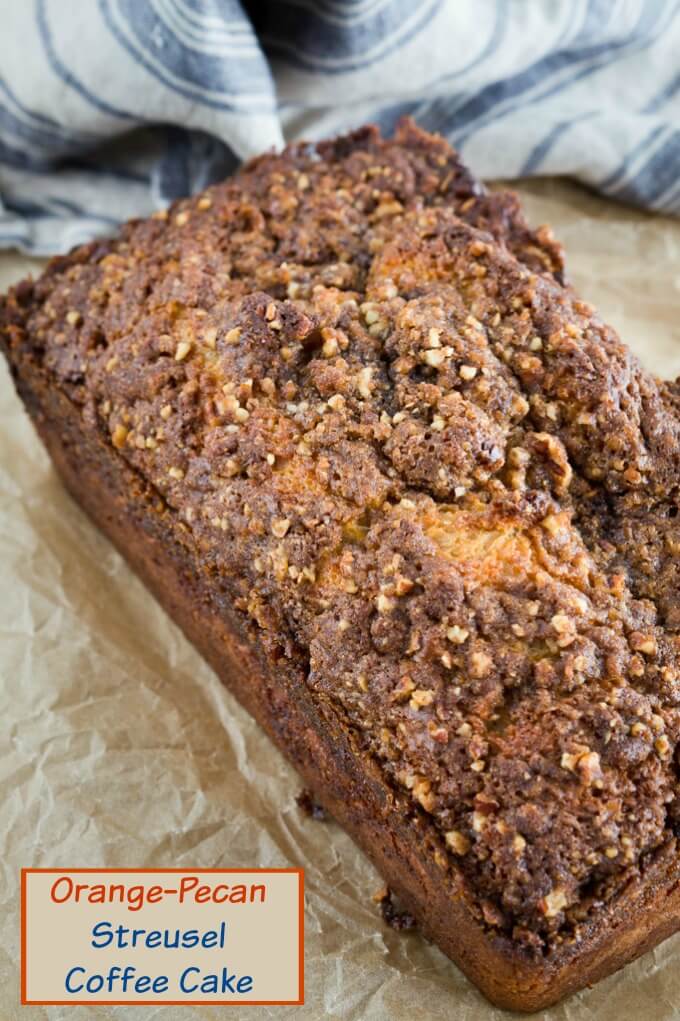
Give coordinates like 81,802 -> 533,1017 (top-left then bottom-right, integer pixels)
1,0 -> 679,254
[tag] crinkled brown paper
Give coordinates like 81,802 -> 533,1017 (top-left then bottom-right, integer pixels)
2,179 -> 680,1021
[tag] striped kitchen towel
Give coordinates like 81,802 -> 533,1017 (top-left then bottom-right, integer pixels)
1,0 -> 679,254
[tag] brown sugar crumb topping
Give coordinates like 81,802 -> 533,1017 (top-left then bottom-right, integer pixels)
4,118 -> 680,953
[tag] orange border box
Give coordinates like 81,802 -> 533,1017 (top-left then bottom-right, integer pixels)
21,868 -> 304,1006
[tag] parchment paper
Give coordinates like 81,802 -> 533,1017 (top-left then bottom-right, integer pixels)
2,179 -> 680,1021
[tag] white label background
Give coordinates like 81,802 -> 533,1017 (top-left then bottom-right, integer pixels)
23,870 -> 302,1003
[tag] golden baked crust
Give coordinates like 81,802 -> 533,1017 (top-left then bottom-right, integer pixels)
2,120 -> 680,1010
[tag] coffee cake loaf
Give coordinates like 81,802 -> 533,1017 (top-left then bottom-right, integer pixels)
2,120 -> 680,1011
